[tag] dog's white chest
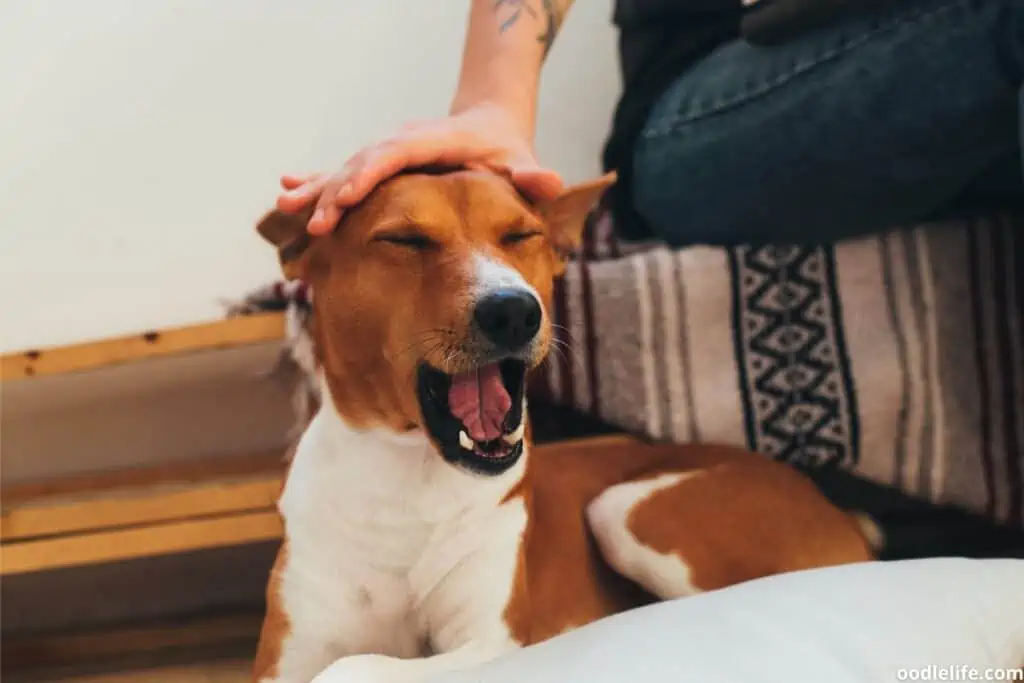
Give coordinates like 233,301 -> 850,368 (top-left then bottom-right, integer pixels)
271,407 -> 527,681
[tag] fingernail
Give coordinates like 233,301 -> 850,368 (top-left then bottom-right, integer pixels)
338,183 -> 353,198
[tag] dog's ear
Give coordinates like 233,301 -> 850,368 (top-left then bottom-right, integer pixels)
539,171 -> 616,272
255,207 -> 317,281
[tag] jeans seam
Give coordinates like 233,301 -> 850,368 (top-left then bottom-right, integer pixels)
642,0 -> 969,139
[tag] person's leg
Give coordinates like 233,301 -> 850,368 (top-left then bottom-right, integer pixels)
633,0 -> 1024,247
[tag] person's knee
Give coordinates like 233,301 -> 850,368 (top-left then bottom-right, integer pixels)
626,0 -> 1022,248
631,151 -> 746,247
995,0 -> 1024,84
631,126 -> 809,248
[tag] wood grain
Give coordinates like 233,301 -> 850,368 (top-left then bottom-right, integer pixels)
1,511 -> 284,576
0,435 -> 637,574
2,452 -> 285,508
45,661 -> 252,683
0,313 -> 285,382
2,475 -> 283,542
3,612 -> 261,678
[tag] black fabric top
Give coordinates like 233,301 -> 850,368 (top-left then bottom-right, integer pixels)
614,0 -> 740,25
602,0 -> 742,241
601,0 -> 905,241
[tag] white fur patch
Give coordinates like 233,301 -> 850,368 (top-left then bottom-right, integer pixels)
470,253 -> 546,362
262,380 -> 526,683
472,253 -> 536,299
586,471 -> 706,600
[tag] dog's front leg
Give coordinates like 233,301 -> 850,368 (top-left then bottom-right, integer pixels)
310,640 -> 516,683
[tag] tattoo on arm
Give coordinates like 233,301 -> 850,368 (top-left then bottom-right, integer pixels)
494,0 -> 537,32
493,0 -> 572,57
536,0 -> 568,56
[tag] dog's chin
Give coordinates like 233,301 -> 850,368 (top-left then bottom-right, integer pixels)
415,359 -> 527,476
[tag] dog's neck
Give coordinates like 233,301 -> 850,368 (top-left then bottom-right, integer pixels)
296,372 -> 528,512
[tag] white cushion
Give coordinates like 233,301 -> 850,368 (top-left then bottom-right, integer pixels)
436,559 -> 1024,683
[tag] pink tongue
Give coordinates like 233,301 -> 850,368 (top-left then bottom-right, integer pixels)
448,364 -> 512,442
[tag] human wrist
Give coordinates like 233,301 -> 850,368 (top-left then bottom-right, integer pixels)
450,81 -> 537,141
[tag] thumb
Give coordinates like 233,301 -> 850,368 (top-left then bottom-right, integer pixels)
506,165 -> 564,203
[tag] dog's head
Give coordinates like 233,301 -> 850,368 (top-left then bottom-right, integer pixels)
257,168 -> 614,475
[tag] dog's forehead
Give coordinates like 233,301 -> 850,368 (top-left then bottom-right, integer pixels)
364,171 -> 534,233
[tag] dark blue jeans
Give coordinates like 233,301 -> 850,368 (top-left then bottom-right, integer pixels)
632,0 -> 1024,246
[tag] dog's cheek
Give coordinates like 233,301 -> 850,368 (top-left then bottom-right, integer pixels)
534,324 -> 554,369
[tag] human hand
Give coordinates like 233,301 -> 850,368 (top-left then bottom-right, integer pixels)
276,104 -> 564,235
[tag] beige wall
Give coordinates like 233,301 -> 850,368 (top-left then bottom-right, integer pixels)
0,1 -> 622,640
0,0 -> 620,353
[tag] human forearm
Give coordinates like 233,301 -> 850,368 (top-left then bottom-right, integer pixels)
451,0 -> 574,140
277,1 -> 573,233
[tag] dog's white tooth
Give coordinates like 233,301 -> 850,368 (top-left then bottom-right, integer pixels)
503,422 -> 526,445
459,430 -> 475,451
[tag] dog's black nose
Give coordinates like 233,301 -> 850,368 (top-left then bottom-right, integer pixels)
474,289 -> 542,351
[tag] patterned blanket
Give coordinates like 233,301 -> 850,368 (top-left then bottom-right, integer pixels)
230,209 -> 1024,533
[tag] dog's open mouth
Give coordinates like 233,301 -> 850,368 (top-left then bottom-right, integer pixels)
416,359 -> 527,475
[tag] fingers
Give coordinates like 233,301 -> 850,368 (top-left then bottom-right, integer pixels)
280,174 -> 316,190
307,180 -> 349,235
276,173 -> 354,233
335,134 -> 491,209
277,131 -> 475,235
271,108 -> 558,236
474,158 -> 565,203
277,174 -> 325,213
275,157 -> 562,235
508,166 -> 564,202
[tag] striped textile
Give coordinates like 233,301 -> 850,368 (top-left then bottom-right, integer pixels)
229,211 -> 1024,530
534,209 -> 1024,529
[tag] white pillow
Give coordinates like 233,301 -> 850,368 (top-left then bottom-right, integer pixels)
435,559 -> 1024,683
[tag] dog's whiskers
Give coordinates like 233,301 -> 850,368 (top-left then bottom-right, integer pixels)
547,343 -> 569,367
391,328 -> 460,361
550,323 -> 579,346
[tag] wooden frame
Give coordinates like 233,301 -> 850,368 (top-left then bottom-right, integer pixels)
2,611 -> 264,678
0,312 -> 285,382
1,453 -> 286,576
0,314 -> 636,680
2,453 -> 284,538
1,434 -> 637,577
2,314 -> 290,578
1,314 -> 635,577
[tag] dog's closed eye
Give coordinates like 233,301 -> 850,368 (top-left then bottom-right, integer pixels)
500,230 -> 544,246
373,232 -> 438,250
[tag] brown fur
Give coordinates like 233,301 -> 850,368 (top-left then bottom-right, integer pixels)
256,169 -> 607,432
624,457 -> 874,591
502,440 -> 874,644
252,169 -> 877,675
253,540 -> 291,681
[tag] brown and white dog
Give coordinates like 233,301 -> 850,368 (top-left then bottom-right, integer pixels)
251,169 -> 879,683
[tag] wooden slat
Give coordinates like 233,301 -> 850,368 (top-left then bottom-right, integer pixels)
13,660 -> 253,683
1,511 -> 283,576
2,436 -> 630,510
30,660 -> 253,683
2,612 -> 262,676
1,313 -> 285,382
2,474 -> 283,542
2,452 -> 285,508
0,435 -> 638,575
